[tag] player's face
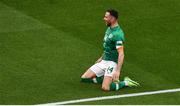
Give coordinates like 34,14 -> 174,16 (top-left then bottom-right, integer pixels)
103,12 -> 114,26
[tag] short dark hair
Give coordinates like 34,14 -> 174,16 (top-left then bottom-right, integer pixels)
106,9 -> 118,19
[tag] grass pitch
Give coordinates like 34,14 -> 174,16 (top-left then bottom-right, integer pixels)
0,0 -> 180,105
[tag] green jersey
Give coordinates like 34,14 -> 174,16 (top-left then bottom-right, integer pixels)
102,25 -> 125,63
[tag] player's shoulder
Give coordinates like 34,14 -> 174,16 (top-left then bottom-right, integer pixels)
112,27 -> 125,41
113,26 -> 124,36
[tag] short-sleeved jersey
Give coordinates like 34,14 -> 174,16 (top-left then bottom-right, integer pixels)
102,25 -> 125,63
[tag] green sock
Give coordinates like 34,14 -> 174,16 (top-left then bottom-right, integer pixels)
81,76 -> 104,84
95,76 -> 104,84
81,78 -> 93,83
110,81 -> 126,91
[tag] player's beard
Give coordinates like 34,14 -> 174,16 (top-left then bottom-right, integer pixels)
106,22 -> 111,27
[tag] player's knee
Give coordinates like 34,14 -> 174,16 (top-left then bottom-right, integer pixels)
81,69 -> 95,78
81,72 -> 89,78
102,85 -> 110,91
81,74 -> 86,78
81,73 -> 90,79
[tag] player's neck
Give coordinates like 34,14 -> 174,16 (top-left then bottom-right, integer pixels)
110,22 -> 119,28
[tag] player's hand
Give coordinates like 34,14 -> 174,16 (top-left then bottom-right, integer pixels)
113,71 -> 120,81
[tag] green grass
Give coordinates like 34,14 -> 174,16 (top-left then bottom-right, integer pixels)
0,0 -> 180,105
75,92 -> 180,105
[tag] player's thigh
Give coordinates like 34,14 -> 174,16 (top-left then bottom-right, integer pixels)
81,69 -> 96,78
81,62 -> 105,78
102,76 -> 113,91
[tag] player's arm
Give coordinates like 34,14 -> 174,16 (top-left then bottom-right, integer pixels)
113,39 -> 124,80
117,46 -> 124,72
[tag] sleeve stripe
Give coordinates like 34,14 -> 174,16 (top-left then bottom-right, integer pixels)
117,41 -> 123,44
116,43 -> 123,46
116,45 -> 123,49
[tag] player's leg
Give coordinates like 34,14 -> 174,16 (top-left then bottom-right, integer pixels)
81,69 -> 96,78
101,61 -> 127,91
81,62 -> 104,84
101,61 -> 140,91
102,76 -> 127,91
101,76 -> 113,91
81,69 -> 104,84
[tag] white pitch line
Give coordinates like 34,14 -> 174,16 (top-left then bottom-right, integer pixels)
39,88 -> 180,105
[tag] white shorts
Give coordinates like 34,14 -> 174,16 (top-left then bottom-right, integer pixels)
90,60 -> 117,77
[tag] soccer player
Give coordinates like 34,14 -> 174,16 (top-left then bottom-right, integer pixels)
81,9 -> 140,91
